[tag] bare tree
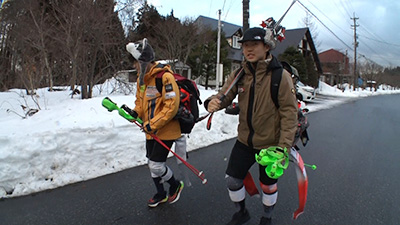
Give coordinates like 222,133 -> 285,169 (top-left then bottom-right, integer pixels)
358,60 -> 383,90
51,0 -> 125,99
0,0 -> 53,93
25,0 -> 56,91
300,12 -> 321,50
130,4 -> 203,73
150,17 -> 200,72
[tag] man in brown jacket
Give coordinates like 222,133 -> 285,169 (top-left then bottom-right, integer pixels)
126,38 -> 184,208
205,27 -> 298,225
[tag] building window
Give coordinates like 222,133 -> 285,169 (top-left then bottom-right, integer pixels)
232,36 -> 240,49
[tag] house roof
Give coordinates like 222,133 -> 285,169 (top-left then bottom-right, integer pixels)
194,16 -> 322,73
319,49 -> 347,62
272,28 -> 308,56
195,16 -> 242,37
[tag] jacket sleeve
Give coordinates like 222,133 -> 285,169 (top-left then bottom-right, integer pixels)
277,70 -> 298,149
148,72 -> 180,131
134,79 -> 144,119
204,69 -> 239,110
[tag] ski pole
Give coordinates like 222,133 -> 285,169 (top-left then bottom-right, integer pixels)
206,67 -> 245,130
275,0 -> 297,29
304,163 -> 317,170
102,97 -> 207,184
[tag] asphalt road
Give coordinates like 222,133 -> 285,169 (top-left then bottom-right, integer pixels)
1,94 -> 400,225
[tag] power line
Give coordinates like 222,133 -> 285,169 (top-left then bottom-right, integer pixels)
296,0 -> 353,50
332,0 -> 351,19
305,0 -> 352,38
358,25 -> 400,48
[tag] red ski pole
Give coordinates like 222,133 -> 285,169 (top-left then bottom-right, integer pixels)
205,67 -> 245,130
132,121 -> 207,184
102,97 -> 207,184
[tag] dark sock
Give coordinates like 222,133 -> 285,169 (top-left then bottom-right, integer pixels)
263,204 -> 275,218
152,177 -> 165,195
235,199 -> 246,213
167,175 -> 179,190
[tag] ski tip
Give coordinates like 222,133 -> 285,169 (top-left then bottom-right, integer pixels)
293,211 -> 303,220
202,179 -> 208,184
198,171 -> 203,176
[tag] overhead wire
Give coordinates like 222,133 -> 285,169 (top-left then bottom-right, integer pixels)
298,0 -> 398,66
296,0 -> 353,50
223,0 -> 236,22
305,0 -> 352,37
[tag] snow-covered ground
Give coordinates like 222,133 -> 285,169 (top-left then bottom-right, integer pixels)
1,78 -> 399,199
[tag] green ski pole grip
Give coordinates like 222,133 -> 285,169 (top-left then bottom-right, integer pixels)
102,97 -> 118,112
102,97 -> 143,124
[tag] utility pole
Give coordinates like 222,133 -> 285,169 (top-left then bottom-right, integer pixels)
216,9 -> 222,90
243,0 -> 250,32
351,13 -> 359,91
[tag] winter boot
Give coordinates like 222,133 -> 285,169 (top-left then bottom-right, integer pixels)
147,193 -> 168,207
168,181 -> 184,204
227,208 -> 250,225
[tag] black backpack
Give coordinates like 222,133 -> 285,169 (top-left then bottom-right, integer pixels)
155,69 -> 202,134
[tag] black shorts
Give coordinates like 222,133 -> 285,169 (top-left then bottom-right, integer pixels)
226,140 -> 278,185
146,139 -> 174,162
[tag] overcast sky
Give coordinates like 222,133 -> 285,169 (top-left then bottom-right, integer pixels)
146,0 -> 400,68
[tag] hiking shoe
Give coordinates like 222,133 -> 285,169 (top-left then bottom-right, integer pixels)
259,217 -> 272,225
147,193 -> 168,208
168,181 -> 184,204
227,209 -> 250,225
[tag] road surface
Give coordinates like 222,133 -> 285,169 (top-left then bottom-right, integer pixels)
1,94 -> 400,224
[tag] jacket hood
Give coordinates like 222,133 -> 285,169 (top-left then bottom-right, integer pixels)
144,62 -> 173,84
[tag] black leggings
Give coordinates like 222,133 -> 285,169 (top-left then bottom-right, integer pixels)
146,139 -> 174,162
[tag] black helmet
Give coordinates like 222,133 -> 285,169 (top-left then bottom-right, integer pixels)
281,61 -> 299,83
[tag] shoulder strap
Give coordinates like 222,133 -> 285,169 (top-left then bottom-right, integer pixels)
155,70 -> 166,93
270,67 -> 283,108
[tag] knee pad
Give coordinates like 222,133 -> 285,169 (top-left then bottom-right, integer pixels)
148,160 -> 167,177
260,183 -> 277,194
226,175 -> 245,202
260,183 -> 278,206
225,175 -> 244,191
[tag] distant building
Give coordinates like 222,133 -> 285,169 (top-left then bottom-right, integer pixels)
195,16 -> 243,73
318,49 -> 351,86
272,28 -> 322,75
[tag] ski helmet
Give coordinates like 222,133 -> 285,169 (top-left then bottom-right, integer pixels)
281,61 -> 299,84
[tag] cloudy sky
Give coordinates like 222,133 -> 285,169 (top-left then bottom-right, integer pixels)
146,0 -> 400,68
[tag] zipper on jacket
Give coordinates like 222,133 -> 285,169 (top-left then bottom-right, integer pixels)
246,64 -> 256,148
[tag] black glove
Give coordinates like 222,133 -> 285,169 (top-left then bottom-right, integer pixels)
121,104 -> 138,118
142,122 -> 155,134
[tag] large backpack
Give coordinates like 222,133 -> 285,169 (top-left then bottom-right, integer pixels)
155,68 -> 202,134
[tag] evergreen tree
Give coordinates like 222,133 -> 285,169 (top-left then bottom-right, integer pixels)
187,29 -> 231,89
278,46 -> 307,82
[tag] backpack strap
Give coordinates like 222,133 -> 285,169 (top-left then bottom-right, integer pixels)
270,67 -> 283,109
155,70 -> 166,94
155,63 -> 169,93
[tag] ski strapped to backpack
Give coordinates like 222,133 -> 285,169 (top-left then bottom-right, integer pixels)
155,65 -> 202,134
